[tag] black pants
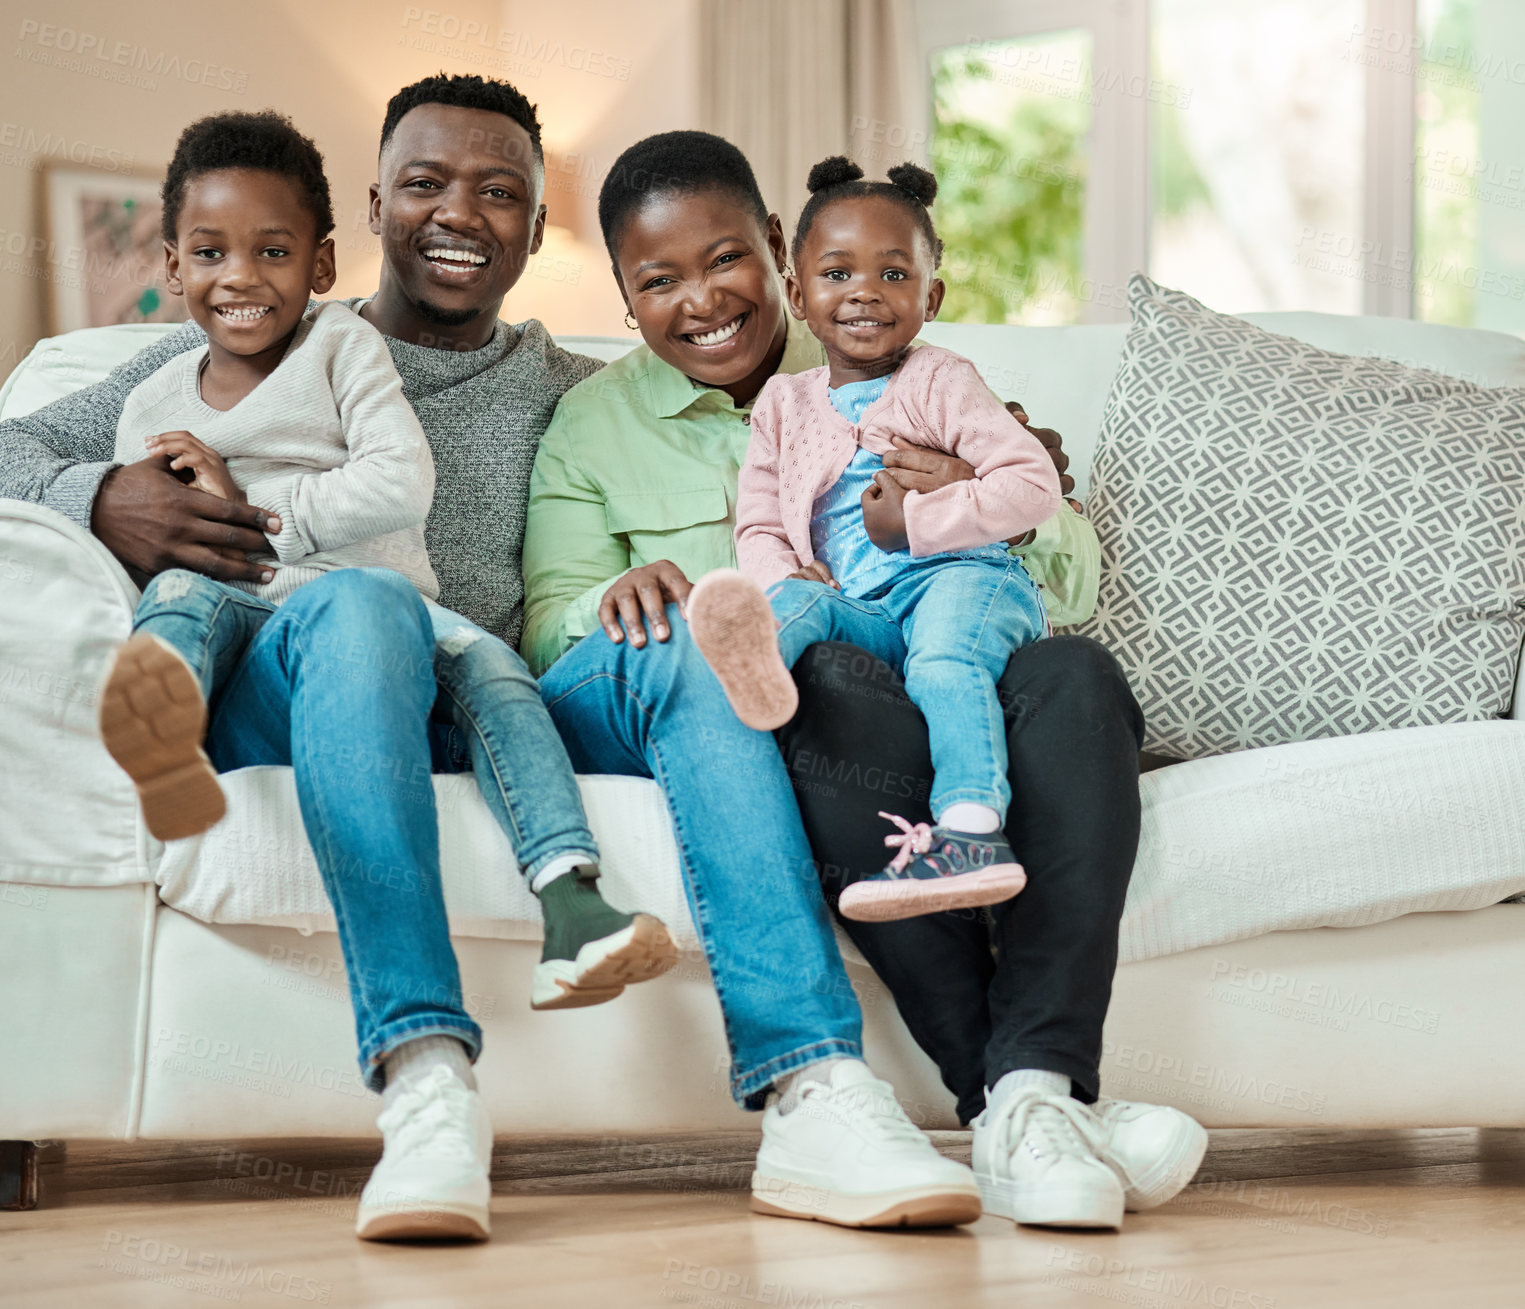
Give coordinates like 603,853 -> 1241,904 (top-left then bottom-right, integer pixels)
776,635 -> 1144,1124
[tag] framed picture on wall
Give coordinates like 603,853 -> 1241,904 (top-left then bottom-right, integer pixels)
42,165 -> 190,335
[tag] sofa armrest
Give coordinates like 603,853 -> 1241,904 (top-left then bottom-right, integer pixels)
1513,636 -> 1525,721
0,500 -> 150,885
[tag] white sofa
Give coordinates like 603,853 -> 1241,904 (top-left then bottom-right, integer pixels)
4,314 -> 1525,1197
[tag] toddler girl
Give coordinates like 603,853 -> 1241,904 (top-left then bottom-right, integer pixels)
689,157 -> 1061,923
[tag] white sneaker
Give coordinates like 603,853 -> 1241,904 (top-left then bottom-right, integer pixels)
355,1066 -> 492,1242
1091,1098 -> 1208,1211
751,1061 -> 982,1229
972,1091 -> 1124,1229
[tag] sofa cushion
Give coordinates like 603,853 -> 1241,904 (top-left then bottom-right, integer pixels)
155,719 -> 1525,967
1079,275 -> 1525,759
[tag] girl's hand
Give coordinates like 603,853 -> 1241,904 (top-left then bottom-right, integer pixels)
145,431 -> 246,505
880,435 -> 974,493
788,560 -> 839,589
861,471 -> 910,552
599,560 -> 694,648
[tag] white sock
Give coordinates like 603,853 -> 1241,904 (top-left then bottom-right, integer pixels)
381,1034 -> 476,1104
775,1056 -> 860,1112
938,803 -> 1002,834
530,852 -> 596,894
988,1068 -> 1070,1111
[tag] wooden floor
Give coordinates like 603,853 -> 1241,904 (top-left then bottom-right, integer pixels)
5,1128 -> 1525,1308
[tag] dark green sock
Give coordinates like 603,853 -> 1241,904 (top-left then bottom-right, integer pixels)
536,872 -> 636,963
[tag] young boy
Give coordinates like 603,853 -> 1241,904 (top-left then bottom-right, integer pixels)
101,111 -> 675,1052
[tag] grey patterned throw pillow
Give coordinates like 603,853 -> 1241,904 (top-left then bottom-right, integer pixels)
1077,275 -> 1525,759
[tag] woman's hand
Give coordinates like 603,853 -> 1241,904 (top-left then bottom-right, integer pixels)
145,431 -> 246,504
1006,400 -> 1074,498
788,560 -> 840,589
599,560 -> 694,648
879,435 -> 975,493
861,471 -> 910,552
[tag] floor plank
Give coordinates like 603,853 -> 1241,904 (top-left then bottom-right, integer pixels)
3,1129 -> 1523,1308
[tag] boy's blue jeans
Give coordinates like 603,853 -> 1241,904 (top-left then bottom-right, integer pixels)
131,567 -> 597,1091
539,609 -> 864,1108
768,560 -> 1048,820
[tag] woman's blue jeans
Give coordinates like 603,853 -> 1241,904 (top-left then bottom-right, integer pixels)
132,567 -> 597,1091
539,606 -> 864,1108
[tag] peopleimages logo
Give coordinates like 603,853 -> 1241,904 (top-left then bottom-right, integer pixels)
15,21 -> 248,92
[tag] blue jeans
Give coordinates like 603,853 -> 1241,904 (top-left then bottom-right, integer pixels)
539,608 -> 864,1107
768,560 -> 1047,820
133,568 -> 596,1089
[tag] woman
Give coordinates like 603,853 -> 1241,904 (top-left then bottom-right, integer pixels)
523,131 -> 1205,1231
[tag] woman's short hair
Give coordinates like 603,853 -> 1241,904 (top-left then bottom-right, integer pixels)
597,130 -> 768,261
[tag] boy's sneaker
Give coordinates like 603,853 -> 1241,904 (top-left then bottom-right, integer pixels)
1091,1098 -> 1208,1210
99,633 -> 226,842
356,1065 -> 493,1242
837,814 -> 1026,923
530,871 -> 678,1010
687,568 -> 799,730
972,1090 -> 1124,1230
751,1061 -> 982,1229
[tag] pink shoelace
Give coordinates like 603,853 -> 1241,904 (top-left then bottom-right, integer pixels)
879,811 -> 935,873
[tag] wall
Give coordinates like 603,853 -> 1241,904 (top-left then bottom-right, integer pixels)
0,0 -> 700,383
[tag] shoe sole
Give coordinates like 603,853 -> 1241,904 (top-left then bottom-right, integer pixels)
750,1173 -> 982,1229
530,913 -> 679,1010
1121,1117 -> 1210,1211
99,634 -> 226,842
688,570 -> 798,731
838,864 -> 1027,923
976,1173 -> 1123,1230
355,1203 -> 489,1242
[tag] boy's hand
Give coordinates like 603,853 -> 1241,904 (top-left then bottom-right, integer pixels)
599,559 -> 693,648
862,471 -> 910,552
145,431 -> 246,504
788,560 -> 839,589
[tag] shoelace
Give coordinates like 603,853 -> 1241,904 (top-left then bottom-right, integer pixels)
984,1090 -> 1106,1166
879,811 -> 935,873
798,1075 -> 930,1148
379,1068 -> 479,1162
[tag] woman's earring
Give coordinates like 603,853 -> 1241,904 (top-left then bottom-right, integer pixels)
624,312 -> 638,330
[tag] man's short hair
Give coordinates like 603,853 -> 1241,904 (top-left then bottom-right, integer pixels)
161,111 -> 333,242
379,72 -> 543,171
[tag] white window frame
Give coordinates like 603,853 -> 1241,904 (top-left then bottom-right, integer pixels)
913,0 -> 1421,320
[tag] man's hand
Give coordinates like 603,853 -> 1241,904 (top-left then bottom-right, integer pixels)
788,559 -> 839,589
599,559 -> 694,648
145,431 -> 244,503
861,471 -> 909,552
91,456 -> 281,587
1007,400 -> 1074,499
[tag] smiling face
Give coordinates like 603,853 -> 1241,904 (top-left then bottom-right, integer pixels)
165,168 -> 335,363
369,103 -> 545,347
612,186 -> 790,407
787,194 -> 944,386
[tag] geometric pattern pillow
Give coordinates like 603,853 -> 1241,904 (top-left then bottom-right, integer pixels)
1075,275 -> 1525,759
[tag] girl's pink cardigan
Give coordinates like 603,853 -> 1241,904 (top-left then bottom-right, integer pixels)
736,343 -> 1062,590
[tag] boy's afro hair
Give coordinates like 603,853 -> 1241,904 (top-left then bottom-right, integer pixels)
161,110 -> 333,242
597,130 -> 769,261
380,72 -> 542,167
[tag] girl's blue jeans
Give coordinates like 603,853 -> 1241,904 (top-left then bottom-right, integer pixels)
768,559 -> 1048,820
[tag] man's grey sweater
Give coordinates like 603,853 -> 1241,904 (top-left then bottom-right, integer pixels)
0,303 -> 602,647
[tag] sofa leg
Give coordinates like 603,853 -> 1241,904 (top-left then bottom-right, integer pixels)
0,1141 -> 39,1210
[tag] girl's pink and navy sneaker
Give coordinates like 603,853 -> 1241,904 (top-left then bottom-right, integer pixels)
837,813 -> 1028,923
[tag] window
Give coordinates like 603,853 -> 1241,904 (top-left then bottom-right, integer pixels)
1149,0 -> 1365,314
930,32 -> 1091,324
